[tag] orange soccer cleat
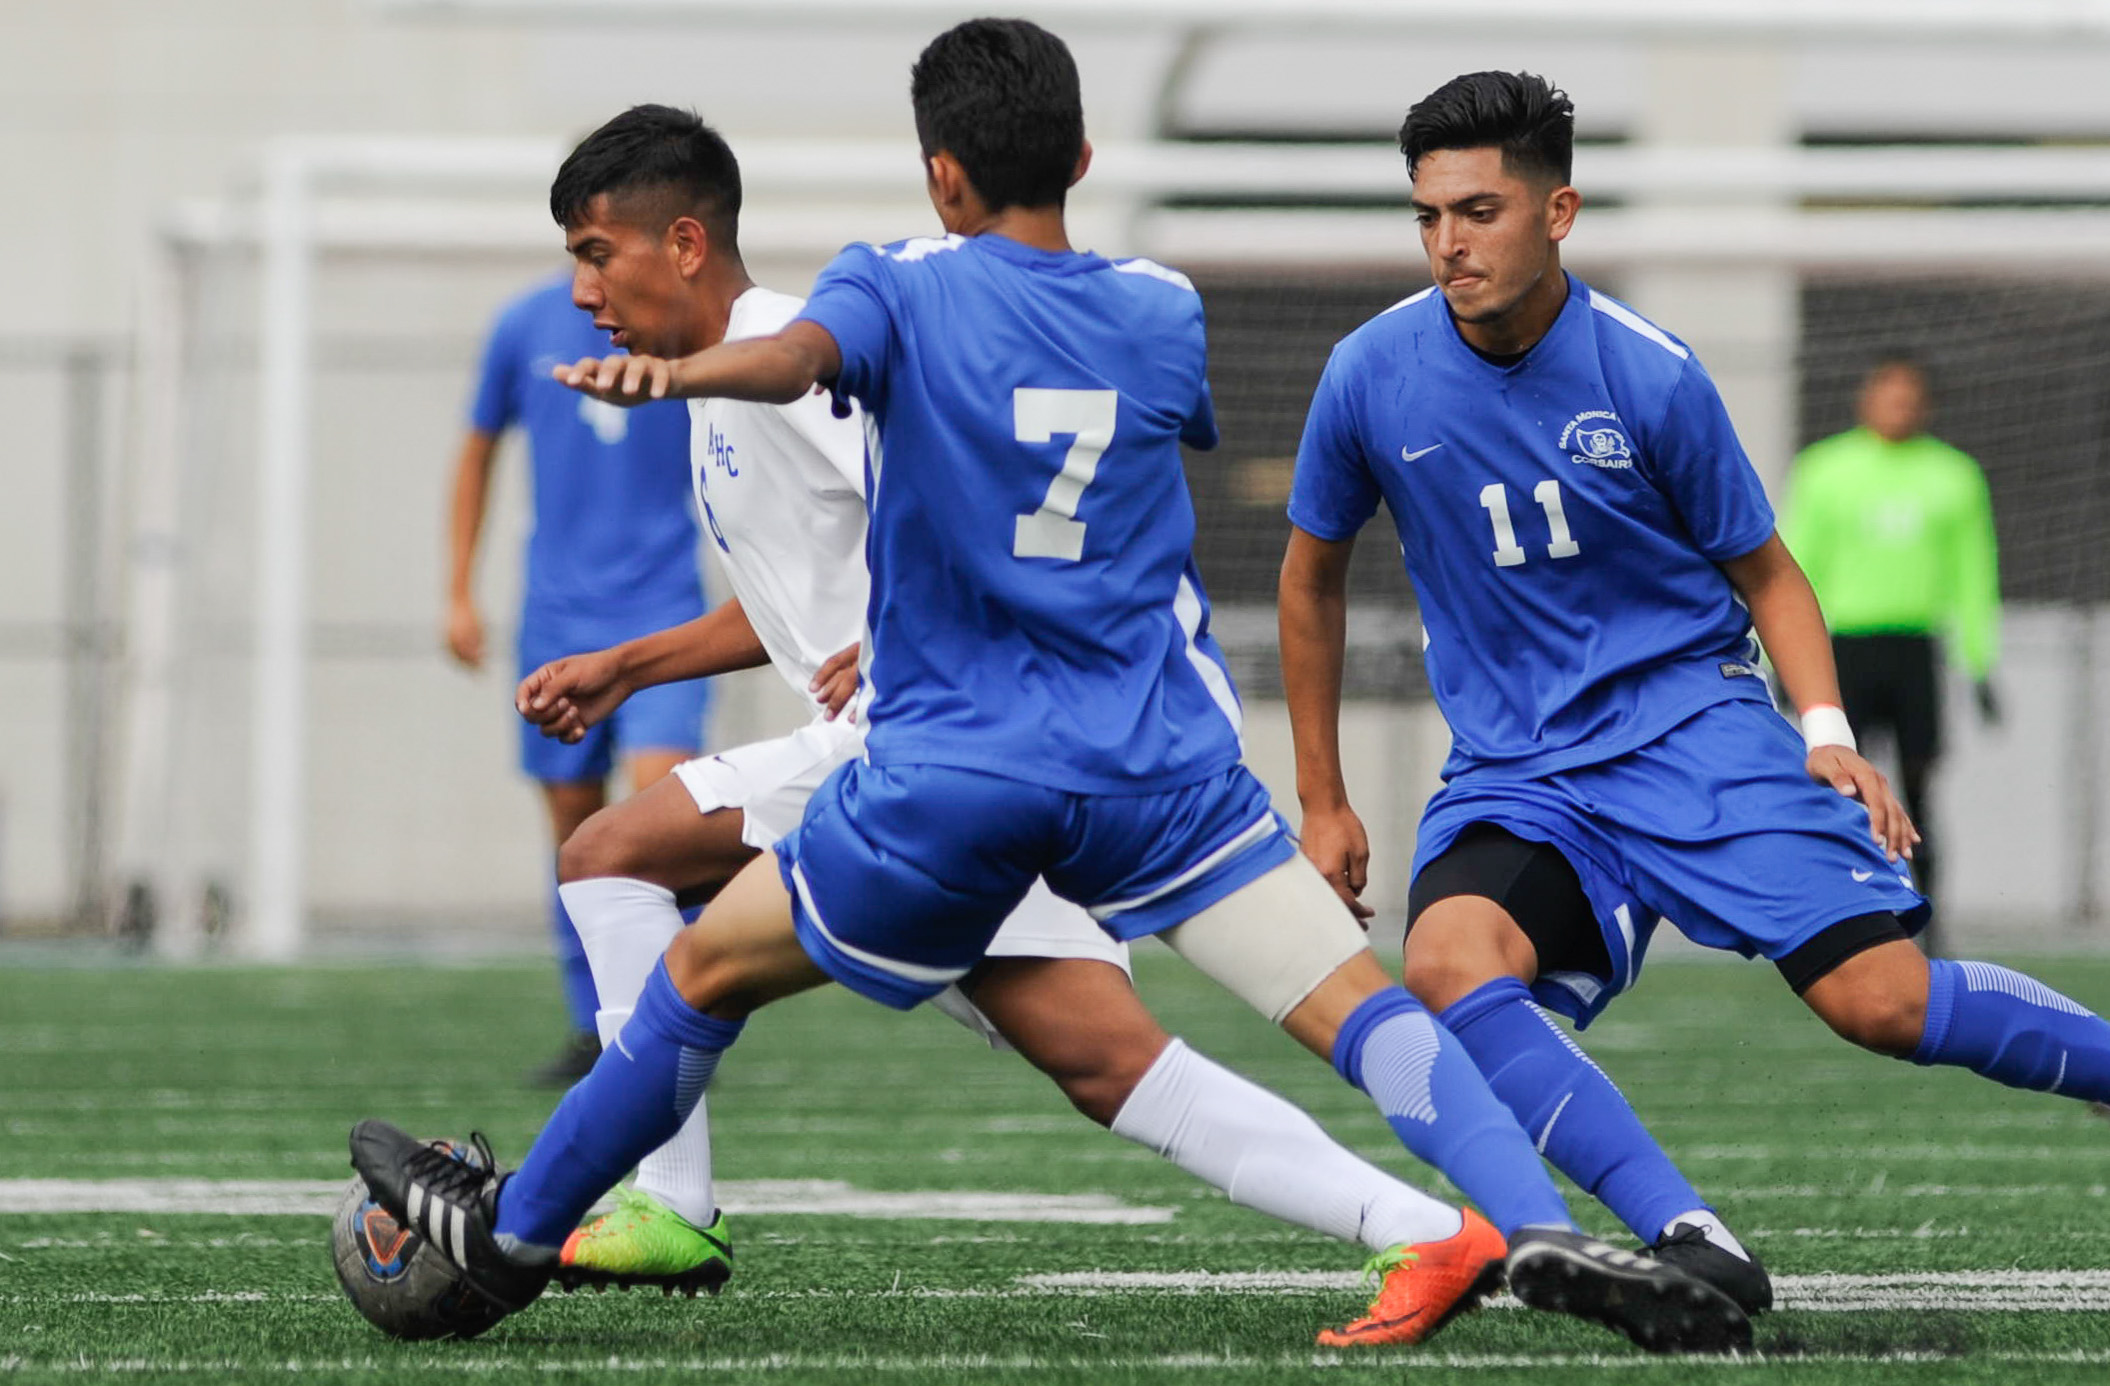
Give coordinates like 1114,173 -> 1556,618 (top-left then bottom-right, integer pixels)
1316,1209 -> 1508,1348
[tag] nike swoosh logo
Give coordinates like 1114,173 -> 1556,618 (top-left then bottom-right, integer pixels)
1851,869 -> 1874,882
1401,444 -> 1444,461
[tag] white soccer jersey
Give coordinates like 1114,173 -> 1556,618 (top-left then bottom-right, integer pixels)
688,287 -> 869,700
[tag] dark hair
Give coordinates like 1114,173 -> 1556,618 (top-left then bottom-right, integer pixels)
1399,72 -> 1575,185
910,18 -> 1084,213
1866,352 -> 1934,392
550,105 -> 743,253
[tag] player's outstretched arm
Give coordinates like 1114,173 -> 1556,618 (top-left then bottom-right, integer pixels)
554,322 -> 844,408
516,599 -> 770,743
1721,533 -> 1920,861
1280,526 -> 1374,921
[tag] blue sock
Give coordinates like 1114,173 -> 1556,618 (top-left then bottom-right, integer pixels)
1332,986 -> 1575,1237
1442,978 -> 1706,1244
496,961 -> 744,1250
1912,959 -> 2110,1099
551,877 -> 599,1035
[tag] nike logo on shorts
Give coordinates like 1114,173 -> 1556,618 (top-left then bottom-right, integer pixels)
1851,869 -> 1875,882
1401,444 -> 1445,461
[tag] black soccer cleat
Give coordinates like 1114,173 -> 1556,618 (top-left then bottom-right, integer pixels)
1652,1222 -> 1773,1315
1506,1227 -> 1751,1355
348,1120 -> 553,1314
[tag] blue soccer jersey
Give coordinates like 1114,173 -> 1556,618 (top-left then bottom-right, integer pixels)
796,233 -> 1241,793
1289,274 -> 1778,781
470,275 -> 703,630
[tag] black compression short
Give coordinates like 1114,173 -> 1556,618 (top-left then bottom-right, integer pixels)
1406,823 -> 1612,981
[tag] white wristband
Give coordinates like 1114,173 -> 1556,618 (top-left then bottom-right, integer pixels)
1800,703 -> 1857,754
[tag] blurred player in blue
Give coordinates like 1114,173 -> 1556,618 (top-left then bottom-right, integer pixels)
446,273 -> 709,1084
356,21 -> 1748,1354
1280,70 -> 2110,1317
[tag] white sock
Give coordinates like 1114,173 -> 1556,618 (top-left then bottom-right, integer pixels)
1662,1209 -> 1750,1262
561,876 -> 717,1230
1110,1038 -> 1463,1251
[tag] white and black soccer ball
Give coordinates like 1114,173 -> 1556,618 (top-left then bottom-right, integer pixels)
331,1138 -> 508,1341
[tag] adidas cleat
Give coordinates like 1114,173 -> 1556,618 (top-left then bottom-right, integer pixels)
348,1119 -> 552,1314
1506,1227 -> 1750,1355
556,1186 -> 733,1298
1316,1208 -> 1507,1348
1652,1222 -> 1772,1315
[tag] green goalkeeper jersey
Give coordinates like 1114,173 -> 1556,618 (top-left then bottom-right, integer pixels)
1780,426 -> 2001,678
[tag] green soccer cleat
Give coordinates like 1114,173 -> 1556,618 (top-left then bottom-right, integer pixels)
555,1186 -> 732,1297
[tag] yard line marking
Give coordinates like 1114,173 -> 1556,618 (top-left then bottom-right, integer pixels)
1019,1269 -> 2110,1312
1714,1182 -> 2106,1199
0,1178 -> 1172,1224
3,1350 -> 2110,1373
12,1269 -> 2110,1314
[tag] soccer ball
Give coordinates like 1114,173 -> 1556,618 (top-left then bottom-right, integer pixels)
330,1138 -> 508,1341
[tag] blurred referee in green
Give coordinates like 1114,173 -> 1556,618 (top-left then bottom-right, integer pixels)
1782,355 -> 2001,953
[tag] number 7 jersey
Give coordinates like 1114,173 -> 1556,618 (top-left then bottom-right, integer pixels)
797,232 -> 1242,793
1288,274 -> 1780,782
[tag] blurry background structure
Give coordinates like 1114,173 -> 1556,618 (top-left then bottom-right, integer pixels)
9,0 -> 2110,958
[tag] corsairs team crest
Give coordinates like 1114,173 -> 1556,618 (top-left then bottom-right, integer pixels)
1559,410 -> 1634,469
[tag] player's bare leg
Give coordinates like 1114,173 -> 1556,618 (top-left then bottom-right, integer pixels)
1798,937 -> 1930,1055
1798,932 -> 2110,1133
533,777 -> 611,1084
959,957 -> 1166,1125
627,748 -> 692,796
1400,893 -> 1766,1310
560,773 -> 755,902
1397,896 -> 1536,1012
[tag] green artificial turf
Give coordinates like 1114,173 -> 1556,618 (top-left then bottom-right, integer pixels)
2,949 -> 2106,1383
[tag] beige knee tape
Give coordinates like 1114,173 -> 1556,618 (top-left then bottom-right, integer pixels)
1157,856 -> 1371,1024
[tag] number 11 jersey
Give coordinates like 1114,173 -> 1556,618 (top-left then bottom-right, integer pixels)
1288,274 -> 1779,782
798,232 -> 1241,794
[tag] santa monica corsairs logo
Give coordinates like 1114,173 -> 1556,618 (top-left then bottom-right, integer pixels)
1559,410 -> 1634,469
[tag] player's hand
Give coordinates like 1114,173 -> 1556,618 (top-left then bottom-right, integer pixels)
517,648 -> 631,744
444,596 -> 485,670
1976,679 -> 2002,727
1807,745 -> 1920,862
812,642 -> 861,721
553,354 -> 676,406
1299,803 -> 1376,924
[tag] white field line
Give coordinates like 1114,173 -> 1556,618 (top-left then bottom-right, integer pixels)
8,1176 -> 2098,1219
1020,1269 -> 2110,1313
3,1352 -> 2110,1373
9,1270 -> 2110,1315
1714,1183 -> 2108,1199
0,1178 -> 1172,1224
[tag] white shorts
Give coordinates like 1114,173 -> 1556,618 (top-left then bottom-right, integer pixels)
673,716 -> 866,852
672,717 -> 1129,1048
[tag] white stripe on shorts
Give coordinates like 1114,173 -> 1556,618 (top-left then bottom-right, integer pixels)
1087,811 -> 1278,922
790,861 -> 972,987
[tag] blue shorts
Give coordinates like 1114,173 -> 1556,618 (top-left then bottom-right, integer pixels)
516,612 -> 709,784
776,760 -> 1297,1009
1415,698 -> 1928,1029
